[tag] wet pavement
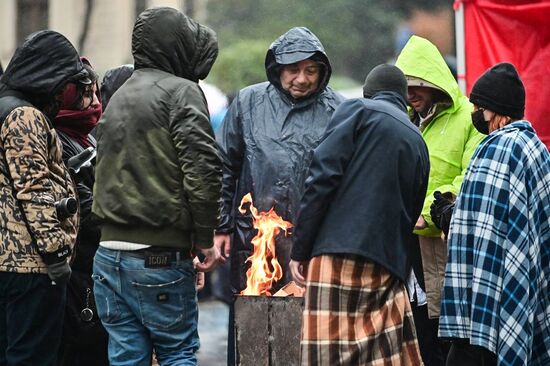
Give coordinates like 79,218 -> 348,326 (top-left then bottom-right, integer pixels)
197,299 -> 229,365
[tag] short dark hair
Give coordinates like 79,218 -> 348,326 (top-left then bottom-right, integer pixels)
71,63 -> 99,109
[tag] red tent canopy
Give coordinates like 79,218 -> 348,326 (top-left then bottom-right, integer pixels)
455,0 -> 550,147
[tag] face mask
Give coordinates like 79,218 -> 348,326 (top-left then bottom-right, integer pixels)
471,109 -> 489,135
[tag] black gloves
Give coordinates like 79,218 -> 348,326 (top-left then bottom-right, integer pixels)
47,261 -> 72,285
430,191 -> 455,238
40,245 -> 72,285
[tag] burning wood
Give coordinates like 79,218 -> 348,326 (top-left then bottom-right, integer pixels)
238,193 -> 293,296
273,281 -> 305,297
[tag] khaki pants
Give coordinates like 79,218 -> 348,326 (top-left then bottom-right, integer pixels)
418,235 -> 447,318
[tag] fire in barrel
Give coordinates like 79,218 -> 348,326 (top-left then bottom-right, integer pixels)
238,193 -> 293,296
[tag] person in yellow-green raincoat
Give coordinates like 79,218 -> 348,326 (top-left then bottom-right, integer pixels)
395,35 -> 485,366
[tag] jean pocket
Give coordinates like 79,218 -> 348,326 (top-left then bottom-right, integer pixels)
132,270 -> 196,331
92,273 -> 121,323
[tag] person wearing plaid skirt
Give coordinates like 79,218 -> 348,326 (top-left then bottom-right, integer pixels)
290,64 -> 430,365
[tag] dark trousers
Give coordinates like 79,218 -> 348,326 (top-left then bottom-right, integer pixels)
411,303 -> 449,366
58,269 -> 109,366
446,339 -> 497,366
409,234 -> 449,366
0,272 -> 66,366
58,340 -> 109,366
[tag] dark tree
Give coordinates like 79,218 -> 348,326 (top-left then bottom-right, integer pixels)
206,0 -> 453,89
78,0 -> 94,52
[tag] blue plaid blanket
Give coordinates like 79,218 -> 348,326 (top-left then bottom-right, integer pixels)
439,121 -> 550,365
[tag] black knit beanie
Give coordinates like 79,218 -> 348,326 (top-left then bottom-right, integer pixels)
363,64 -> 407,101
469,62 -> 525,119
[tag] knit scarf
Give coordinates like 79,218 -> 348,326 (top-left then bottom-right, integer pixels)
54,83 -> 102,148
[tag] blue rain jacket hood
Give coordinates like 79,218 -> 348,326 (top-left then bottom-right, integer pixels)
265,27 -> 332,99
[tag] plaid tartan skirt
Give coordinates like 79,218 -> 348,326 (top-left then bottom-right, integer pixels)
301,255 -> 423,366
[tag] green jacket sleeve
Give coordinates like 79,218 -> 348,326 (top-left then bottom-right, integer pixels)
170,85 -> 222,249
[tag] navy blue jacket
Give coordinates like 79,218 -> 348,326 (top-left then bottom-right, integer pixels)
290,92 -> 429,282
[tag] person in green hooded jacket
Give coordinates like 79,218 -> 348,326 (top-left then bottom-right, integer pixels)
92,7 -> 222,365
395,35 -> 484,366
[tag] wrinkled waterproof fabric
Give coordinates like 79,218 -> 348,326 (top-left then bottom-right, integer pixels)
395,36 -> 484,237
0,30 -> 87,104
92,7 -> 221,249
217,27 -> 345,293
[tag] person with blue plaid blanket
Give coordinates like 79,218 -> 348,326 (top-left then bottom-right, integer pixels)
439,62 -> 550,366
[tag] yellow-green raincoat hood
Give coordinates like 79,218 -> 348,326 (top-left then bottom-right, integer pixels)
396,36 -> 485,236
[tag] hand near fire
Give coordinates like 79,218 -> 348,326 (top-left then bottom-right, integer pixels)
195,245 -> 222,272
289,259 -> 309,287
214,233 -> 231,259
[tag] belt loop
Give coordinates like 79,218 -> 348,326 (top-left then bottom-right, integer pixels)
176,251 -> 181,265
115,250 -> 121,265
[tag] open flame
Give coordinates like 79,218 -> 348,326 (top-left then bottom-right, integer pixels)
239,193 -> 293,296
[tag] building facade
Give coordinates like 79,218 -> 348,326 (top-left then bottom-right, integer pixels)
0,0 -> 208,75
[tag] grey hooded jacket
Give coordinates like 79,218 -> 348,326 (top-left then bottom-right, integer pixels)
217,27 -> 345,292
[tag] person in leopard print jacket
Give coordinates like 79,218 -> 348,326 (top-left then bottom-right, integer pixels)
0,30 -> 88,365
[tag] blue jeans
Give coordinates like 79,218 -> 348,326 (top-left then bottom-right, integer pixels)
92,247 -> 199,366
